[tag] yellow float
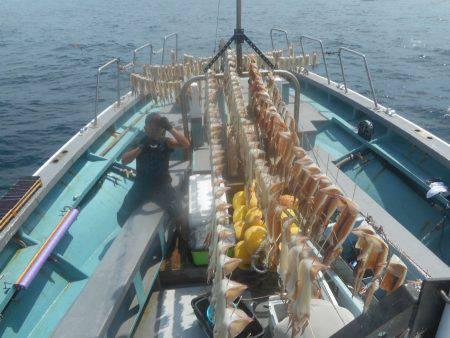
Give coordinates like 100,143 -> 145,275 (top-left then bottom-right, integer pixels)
244,225 -> 267,255
234,240 -> 251,269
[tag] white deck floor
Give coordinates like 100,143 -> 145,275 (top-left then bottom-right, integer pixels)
134,285 -> 209,337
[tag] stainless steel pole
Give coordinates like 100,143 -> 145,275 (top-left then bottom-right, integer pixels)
94,72 -> 100,126
236,0 -> 243,74
236,0 -> 241,30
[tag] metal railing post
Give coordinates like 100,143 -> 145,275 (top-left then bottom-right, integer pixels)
180,74 -> 223,139
338,47 -> 378,108
272,70 -> 301,130
161,33 -> 178,65
132,43 -> 154,73
95,72 -> 100,126
299,35 -> 330,84
116,62 -> 121,106
94,58 -> 121,126
270,27 -> 290,55
338,51 -> 347,91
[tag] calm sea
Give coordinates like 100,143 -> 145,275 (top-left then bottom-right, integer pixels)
1,0 -> 449,194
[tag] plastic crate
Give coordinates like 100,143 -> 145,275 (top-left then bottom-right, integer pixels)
191,248 -> 234,266
191,292 -> 264,337
191,250 -> 209,266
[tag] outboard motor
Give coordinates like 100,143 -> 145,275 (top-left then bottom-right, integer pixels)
358,120 -> 374,141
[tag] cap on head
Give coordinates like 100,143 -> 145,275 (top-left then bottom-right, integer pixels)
145,112 -> 162,127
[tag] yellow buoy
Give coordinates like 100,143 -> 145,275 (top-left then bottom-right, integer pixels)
244,207 -> 263,226
233,205 -> 247,223
244,225 -> 267,255
242,218 -> 265,233
233,220 -> 245,241
234,240 -> 251,269
249,191 -> 258,208
232,191 -> 246,210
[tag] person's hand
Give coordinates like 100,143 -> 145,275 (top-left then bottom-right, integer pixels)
138,136 -> 149,151
159,116 -> 172,131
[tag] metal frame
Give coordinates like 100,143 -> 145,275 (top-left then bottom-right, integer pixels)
205,0 -> 274,74
338,47 -> 378,108
180,74 -> 214,140
270,69 -> 301,128
179,70 -> 301,140
161,33 -> 178,65
204,31 -> 275,74
95,58 -> 120,126
299,35 -> 330,84
270,27 -> 290,54
132,43 -> 153,73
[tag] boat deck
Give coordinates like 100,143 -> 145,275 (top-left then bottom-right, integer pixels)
134,285 -> 209,338
133,254 -> 279,338
0,59 -> 448,336
0,95 -> 188,337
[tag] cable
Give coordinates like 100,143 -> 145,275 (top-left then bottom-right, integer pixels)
212,0 -> 221,56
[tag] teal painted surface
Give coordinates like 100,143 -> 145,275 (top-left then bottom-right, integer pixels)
0,78 -> 447,336
296,82 -> 450,265
314,122 -> 361,160
0,99 -> 169,337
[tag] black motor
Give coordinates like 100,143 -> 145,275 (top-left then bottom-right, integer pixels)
358,120 -> 374,141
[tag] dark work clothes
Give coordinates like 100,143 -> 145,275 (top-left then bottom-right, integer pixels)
135,135 -> 173,185
117,134 -> 180,226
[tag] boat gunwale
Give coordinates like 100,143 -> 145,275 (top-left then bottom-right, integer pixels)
297,70 -> 450,170
292,70 -> 450,274
0,91 -> 141,252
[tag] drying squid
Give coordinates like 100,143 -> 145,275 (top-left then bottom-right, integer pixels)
380,254 -> 407,293
308,185 -> 343,242
222,279 -> 248,305
223,307 -> 253,338
220,254 -> 242,276
227,127 -> 239,177
352,226 -> 388,312
284,238 -> 313,299
278,217 -> 303,282
288,257 -> 329,337
323,197 -> 360,265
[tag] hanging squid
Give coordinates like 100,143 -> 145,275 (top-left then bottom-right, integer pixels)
322,197 -> 360,265
351,225 -> 388,312
288,257 -> 329,337
380,254 -> 407,293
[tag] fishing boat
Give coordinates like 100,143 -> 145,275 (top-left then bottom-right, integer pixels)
0,1 -> 449,337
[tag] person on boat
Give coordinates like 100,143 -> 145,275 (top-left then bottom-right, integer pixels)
117,112 -> 190,226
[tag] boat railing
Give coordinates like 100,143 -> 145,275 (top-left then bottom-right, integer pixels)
161,32 -> 178,65
132,42 -> 154,73
299,35 -> 330,84
338,47 -> 378,108
270,27 -> 290,55
179,70 -> 301,141
95,58 -> 121,126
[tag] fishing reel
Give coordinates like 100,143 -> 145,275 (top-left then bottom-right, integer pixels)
357,120 -> 374,141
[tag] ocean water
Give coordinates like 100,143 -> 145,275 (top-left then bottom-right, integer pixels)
0,0 -> 449,194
